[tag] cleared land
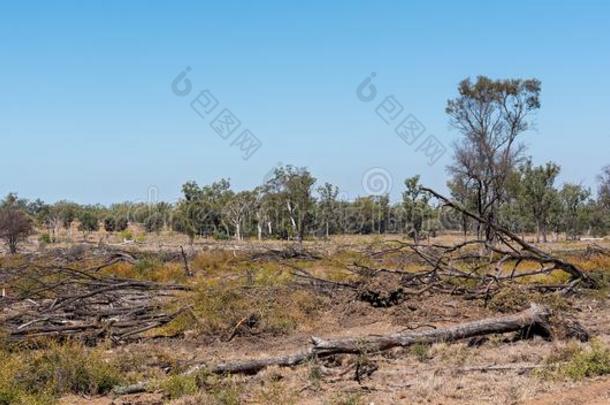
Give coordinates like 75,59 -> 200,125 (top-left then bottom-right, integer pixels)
1,233 -> 609,404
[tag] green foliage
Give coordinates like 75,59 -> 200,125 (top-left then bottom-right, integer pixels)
0,342 -> 123,403
173,179 -> 233,241
103,215 -> 129,233
316,182 -> 340,237
559,183 -> 591,240
115,216 -> 129,232
517,160 -> 561,242
409,343 -> 431,362
0,194 -> 34,254
78,210 -> 99,234
402,175 -> 434,241
119,229 -> 133,241
446,77 -> 542,241
38,233 -> 52,244
159,374 -> 198,400
539,340 -> 610,380
144,212 -> 164,233
103,216 -> 117,232
264,165 -> 317,240
561,340 -> 610,380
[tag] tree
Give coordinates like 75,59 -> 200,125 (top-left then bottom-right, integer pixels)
104,216 -> 117,233
252,187 -> 272,241
402,176 -> 433,242
591,165 -> 610,236
0,194 -> 34,254
223,191 -> 254,241
317,182 -> 339,238
144,212 -> 165,234
115,216 -> 129,232
559,184 -> 590,240
518,161 -> 560,242
265,166 -> 316,241
598,165 -> 610,210
173,179 -> 233,241
78,210 -> 99,237
446,176 -> 477,237
48,201 -> 80,241
446,76 -> 541,242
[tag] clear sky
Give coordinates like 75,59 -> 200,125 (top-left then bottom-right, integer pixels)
1,0 -> 609,205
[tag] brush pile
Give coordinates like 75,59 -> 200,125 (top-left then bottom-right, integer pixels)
0,248 -> 190,345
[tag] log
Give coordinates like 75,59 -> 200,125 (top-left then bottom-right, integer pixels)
208,303 -> 551,375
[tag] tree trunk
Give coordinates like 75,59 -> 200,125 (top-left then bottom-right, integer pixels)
287,201 -> 298,237
8,237 -> 17,254
204,304 -> 551,375
542,223 -> 548,243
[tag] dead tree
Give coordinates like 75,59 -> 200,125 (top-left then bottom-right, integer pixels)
187,304 -> 551,376
410,187 -> 596,290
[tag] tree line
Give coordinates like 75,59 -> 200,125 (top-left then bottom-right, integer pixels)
1,76 -> 609,252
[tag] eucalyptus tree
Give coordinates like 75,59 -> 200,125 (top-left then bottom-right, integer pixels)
446,76 -> 541,242
317,182 -> 339,238
174,179 -> 233,240
264,165 -> 316,241
223,191 -> 255,241
402,176 -> 434,242
559,183 -> 591,240
518,161 -> 560,242
598,165 -> 610,210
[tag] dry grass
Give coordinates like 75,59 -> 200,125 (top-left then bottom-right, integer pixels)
0,341 -> 124,404
2,238 -> 610,404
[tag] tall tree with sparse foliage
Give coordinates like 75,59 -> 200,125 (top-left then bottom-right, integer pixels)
446,76 -> 541,242
317,182 -> 339,238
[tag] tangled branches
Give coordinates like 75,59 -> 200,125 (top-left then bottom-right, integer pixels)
0,252 -> 191,345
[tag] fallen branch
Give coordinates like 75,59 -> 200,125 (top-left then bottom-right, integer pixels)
421,187 -> 595,287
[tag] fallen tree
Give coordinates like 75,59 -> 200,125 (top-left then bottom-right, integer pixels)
199,303 -> 551,375
420,187 -> 595,287
113,303 -> 553,395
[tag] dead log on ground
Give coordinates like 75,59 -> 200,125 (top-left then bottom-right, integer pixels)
202,304 -> 551,375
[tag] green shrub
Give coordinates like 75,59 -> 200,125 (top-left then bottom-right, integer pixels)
213,230 -> 230,240
103,216 -> 117,232
539,340 -> 610,380
115,217 -> 129,232
561,340 -> 610,380
144,213 -> 164,233
38,233 -> 52,244
18,343 -> 122,396
410,343 -> 431,362
119,229 -> 134,241
159,374 -> 198,400
0,342 -> 123,403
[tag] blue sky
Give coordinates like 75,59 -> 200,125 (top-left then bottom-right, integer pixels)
1,0 -> 609,204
